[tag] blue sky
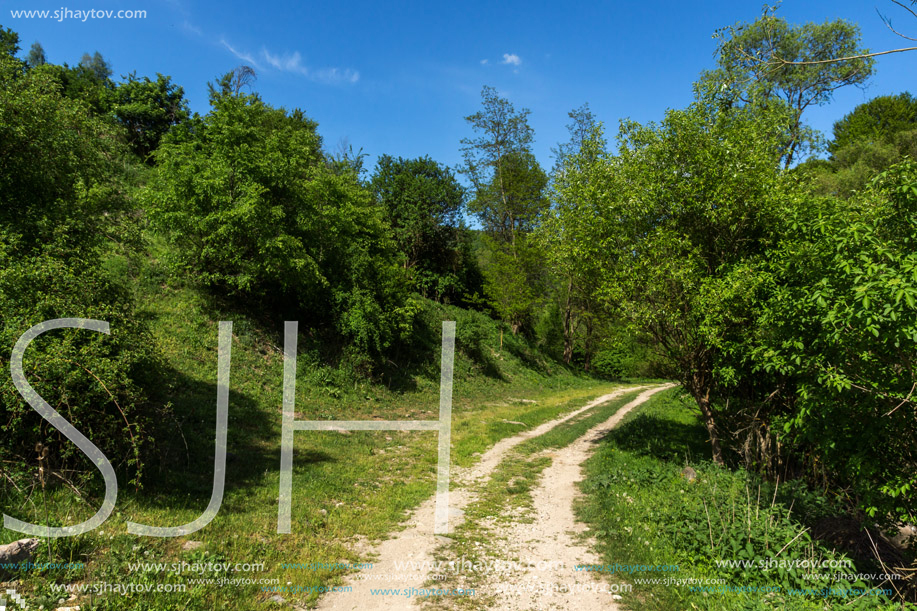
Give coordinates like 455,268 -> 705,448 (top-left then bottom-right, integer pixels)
6,0 -> 917,173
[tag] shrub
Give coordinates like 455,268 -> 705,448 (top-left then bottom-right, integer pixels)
146,90 -> 410,358
0,52 -> 154,487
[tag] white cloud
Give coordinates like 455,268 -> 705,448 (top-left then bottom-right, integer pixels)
261,48 -> 359,84
501,53 -> 521,66
220,38 -> 260,68
219,40 -> 358,84
480,59 -> 488,65
181,20 -> 202,36
262,48 -> 304,72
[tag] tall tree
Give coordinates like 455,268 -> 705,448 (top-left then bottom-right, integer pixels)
588,86 -> 794,464
550,103 -> 597,169
208,65 -> 257,98
79,50 -> 112,80
753,161 -> 917,523
460,86 -> 545,245
110,73 -> 190,160
0,26 -> 20,57
371,155 -> 482,303
459,87 -> 549,334
830,91 -> 917,154
540,116 -> 609,365
37,52 -> 116,115
146,87 -> 409,355
800,92 -> 917,198
709,6 -> 874,167
25,42 -> 45,68
0,52 -> 154,481
0,55 -> 124,253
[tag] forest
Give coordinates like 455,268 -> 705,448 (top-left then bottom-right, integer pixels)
0,5 -> 915,610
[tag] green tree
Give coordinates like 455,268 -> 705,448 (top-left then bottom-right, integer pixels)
0,26 -> 20,57
709,6 -> 874,167
37,56 -> 115,115
459,87 -> 549,334
208,64 -> 257,98
370,155 -> 479,303
475,151 -> 548,334
477,234 -> 544,336
110,72 -> 190,160
800,92 -> 917,198
0,52 -> 154,483
79,51 -> 112,80
146,86 -> 409,356
753,161 -> 917,523
550,103 -> 597,170
540,117 -> 610,365
460,86 -> 546,245
0,56 -> 126,255
592,85 -> 794,463
25,41 -> 46,68
830,91 -> 917,154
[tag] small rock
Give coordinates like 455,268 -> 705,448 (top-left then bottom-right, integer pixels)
0,538 -> 39,568
270,594 -> 286,604
181,540 -> 203,551
892,523 -> 917,548
681,466 -> 697,482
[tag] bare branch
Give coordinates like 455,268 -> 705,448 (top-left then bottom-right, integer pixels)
771,46 -> 917,66
771,0 -> 917,65
890,0 -> 917,23
879,5 -> 917,42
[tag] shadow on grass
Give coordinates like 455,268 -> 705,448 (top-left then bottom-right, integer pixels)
136,363 -> 332,514
592,410 -> 711,465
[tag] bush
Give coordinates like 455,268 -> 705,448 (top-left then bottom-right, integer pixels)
0,52 -> 154,487
754,160 -> 917,523
580,390 -> 896,610
0,248 -> 155,486
146,90 -> 410,358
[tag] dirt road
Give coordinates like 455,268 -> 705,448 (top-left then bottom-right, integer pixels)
314,384 -> 672,611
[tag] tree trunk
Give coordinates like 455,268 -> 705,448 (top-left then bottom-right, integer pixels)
583,316 -> 594,372
694,386 -> 724,465
562,280 -> 574,364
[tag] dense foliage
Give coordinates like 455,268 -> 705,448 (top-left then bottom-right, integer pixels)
803,92 -> 917,198
146,88 -> 410,356
0,5 -> 914,582
0,53 -> 154,483
370,155 -> 482,304
754,163 -> 917,521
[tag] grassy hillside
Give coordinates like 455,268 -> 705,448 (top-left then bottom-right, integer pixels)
577,389 -> 914,610
0,241 -> 623,610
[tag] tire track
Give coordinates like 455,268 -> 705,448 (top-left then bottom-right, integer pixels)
313,386 -> 646,611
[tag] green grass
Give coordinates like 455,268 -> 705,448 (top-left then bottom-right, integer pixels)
0,255 -> 624,610
576,388 -> 911,611
424,387 -> 647,609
